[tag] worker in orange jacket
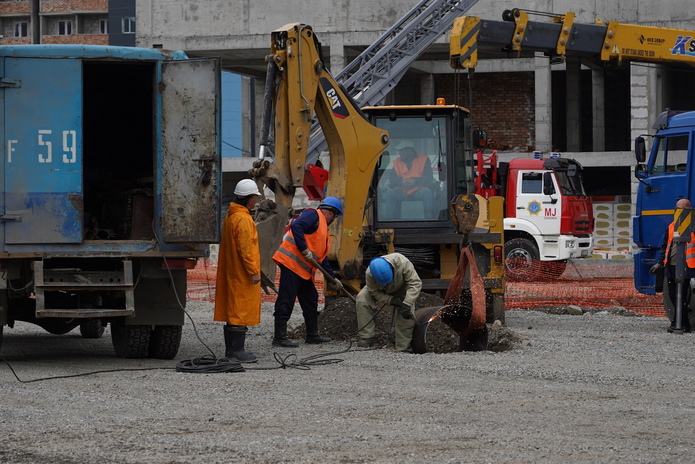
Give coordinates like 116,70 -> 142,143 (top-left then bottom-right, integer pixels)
214,179 -> 262,362
272,196 -> 344,347
650,197 -> 695,333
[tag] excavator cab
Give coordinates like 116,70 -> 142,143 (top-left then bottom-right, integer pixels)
364,104 -> 474,226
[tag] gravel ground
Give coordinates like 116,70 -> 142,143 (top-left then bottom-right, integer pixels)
1,300 -> 693,464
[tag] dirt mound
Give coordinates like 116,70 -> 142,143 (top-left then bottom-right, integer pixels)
290,293 -> 525,352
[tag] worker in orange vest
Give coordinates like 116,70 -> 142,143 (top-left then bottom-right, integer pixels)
272,196 -> 344,347
382,140 -> 434,220
650,197 -> 695,333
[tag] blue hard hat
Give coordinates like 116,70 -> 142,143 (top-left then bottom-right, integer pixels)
369,257 -> 394,285
319,196 -> 343,216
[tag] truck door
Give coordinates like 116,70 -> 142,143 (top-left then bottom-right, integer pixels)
159,58 -> 221,243
4,58 -> 83,244
515,170 -> 560,235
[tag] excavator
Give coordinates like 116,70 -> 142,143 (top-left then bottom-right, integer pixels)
249,22 -> 506,350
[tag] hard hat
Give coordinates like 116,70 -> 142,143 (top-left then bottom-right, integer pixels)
234,179 -> 261,196
369,257 -> 394,285
318,196 -> 343,216
394,140 -> 415,150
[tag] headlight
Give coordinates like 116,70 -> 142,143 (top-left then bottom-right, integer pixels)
565,240 -> 576,249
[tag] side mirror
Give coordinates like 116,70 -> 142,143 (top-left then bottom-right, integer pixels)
635,136 -> 646,163
635,163 -> 648,178
473,129 -> 487,149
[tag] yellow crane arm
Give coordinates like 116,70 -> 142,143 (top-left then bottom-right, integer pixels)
450,8 -> 695,69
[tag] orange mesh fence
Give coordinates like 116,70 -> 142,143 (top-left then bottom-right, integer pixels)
187,258 -> 666,317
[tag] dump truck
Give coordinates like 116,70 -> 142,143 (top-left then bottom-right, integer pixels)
0,45 -> 221,358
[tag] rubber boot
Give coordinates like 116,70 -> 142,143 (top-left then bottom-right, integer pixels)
272,319 -> 299,347
305,317 -> 331,344
225,325 -> 258,363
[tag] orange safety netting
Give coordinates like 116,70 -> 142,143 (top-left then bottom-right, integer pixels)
186,258 -> 666,317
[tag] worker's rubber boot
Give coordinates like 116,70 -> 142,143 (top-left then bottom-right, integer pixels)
272,319 -> 299,348
225,325 -> 258,363
305,317 -> 332,344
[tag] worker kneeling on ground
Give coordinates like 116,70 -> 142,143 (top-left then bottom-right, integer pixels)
356,253 -> 422,352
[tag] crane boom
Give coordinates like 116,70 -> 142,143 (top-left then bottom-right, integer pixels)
450,8 -> 695,69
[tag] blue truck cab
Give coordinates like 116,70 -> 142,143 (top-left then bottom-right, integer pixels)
633,110 -> 695,296
0,45 -> 221,358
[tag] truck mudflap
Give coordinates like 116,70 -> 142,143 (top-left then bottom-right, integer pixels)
412,246 -> 489,353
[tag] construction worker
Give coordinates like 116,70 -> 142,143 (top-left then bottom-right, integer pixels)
356,253 -> 422,352
650,197 -> 695,333
214,179 -> 262,362
271,196 -> 344,347
383,140 -> 434,219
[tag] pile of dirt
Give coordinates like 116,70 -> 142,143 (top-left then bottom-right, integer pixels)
289,293 -> 525,353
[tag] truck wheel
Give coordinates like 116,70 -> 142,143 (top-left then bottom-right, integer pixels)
504,238 -> 541,281
79,319 -> 105,339
111,320 -> 152,358
148,325 -> 182,359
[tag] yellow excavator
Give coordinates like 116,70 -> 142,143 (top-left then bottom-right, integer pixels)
250,23 -> 506,330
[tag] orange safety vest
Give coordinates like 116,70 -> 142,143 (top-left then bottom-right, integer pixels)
393,154 -> 428,195
273,208 -> 330,280
663,221 -> 695,268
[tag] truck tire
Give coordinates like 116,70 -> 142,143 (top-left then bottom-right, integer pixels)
148,325 -> 182,359
504,238 -> 541,281
111,320 -> 152,358
79,319 -> 105,339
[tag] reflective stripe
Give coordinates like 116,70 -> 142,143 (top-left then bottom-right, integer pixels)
275,246 -> 312,275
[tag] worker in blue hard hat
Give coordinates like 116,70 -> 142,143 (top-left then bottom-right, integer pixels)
355,253 -> 422,352
272,196 -> 344,347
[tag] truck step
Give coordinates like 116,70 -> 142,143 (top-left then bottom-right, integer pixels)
34,260 -> 135,317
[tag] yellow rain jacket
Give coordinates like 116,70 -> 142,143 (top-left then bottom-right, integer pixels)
214,203 -> 261,326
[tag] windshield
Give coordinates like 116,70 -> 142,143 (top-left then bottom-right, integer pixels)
372,115 -> 449,222
554,168 -> 586,196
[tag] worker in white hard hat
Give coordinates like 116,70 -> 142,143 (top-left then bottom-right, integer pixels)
355,253 -> 422,352
214,178 -> 263,362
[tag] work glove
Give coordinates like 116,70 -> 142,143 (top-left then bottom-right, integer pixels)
302,249 -> 318,262
389,296 -> 403,307
331,279 -> 344,292
399,304 -> 414,320
649,263 -> 663,275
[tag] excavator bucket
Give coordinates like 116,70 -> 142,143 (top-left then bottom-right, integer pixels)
412,246 -> 488,353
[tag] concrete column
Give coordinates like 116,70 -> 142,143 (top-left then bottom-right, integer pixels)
629,64 -> 653,147
328,34 -> 345,75
420,74 -> 435,105
534,53 -> 552,153
566,57 -> 582,151
592,68 -> 605,151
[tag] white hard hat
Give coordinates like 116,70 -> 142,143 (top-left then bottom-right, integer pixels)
234,179 -> 261,196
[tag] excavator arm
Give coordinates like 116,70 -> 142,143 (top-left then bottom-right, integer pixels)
250,23 -> 390,285
450,8 -> 695,69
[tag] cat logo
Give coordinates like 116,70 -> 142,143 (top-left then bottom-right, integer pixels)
319,77 -> 350,119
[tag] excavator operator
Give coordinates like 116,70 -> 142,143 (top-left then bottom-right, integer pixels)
382,140 -> 434,220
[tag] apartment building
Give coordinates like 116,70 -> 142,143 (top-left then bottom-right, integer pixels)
0,0 -> 134,46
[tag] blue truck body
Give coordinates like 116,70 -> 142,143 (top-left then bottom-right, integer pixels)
0,45 -> 221,358
634,110 -> 695,296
